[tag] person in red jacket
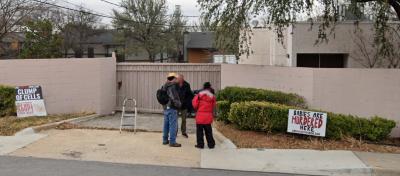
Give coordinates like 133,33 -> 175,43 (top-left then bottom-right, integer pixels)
192,82 -> 216,149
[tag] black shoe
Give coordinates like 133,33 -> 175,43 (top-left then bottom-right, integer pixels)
163,141 -> 169,145
208,146 -> 215,149
169,143 -> 182,147
195,145 -> 204,149
182,133 -> 188,138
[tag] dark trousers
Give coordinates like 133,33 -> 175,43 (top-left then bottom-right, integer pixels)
179,109 -> 188,134
196,124 -> 215,148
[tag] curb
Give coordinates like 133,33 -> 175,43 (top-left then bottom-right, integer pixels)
14,114 -> 100,136
373,167 -> 400,176
212,128 -> 237,149
295,167 -> 373,175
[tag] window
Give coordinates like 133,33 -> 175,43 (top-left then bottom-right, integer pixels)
88,48 -> 94,58
297,54 -> 345,68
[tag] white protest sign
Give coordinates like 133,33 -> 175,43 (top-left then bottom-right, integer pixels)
287,109 -> 327,137
15,86 -> 47,117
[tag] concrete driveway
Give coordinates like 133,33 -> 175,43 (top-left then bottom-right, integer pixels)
77,113 -> 197,134
9,129 -> 213,167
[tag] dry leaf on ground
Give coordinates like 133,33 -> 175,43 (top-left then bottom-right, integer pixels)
215,121 -> 400,154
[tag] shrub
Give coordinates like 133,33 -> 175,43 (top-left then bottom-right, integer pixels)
216,86 -> 307,108
216,101 -> 230,123
215,86 -> 307,123
0,85 -> 16,117
229,101 -> 396,141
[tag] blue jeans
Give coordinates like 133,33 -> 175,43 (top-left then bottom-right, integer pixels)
163,108 -> 178,144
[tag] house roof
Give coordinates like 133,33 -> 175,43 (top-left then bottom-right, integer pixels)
88,31 -> 117,45
1,33 -> 26,43
186,32 -> 214,49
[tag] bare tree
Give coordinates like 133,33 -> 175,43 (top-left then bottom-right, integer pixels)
51,9 -> 72,58
348,30 -> 384,68
198,0 -> 400,59
167,6 -> 188,61
0,0 -> 51,53
55,7 -> 106,58
190,17 -> 214,32
348,26 -> 400,68
112,0 -> 169,62
381,26 -> 400,68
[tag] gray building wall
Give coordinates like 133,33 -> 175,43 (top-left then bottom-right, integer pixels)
240,22 -> 398,68
291,22 -> 375,68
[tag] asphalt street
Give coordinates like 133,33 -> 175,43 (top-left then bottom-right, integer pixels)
0,156 -> 309,176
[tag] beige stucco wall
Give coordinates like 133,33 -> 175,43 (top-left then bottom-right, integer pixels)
239,29 -> 271,65
0,57 -> 116,115
239,27 -> 292,67
221,64 -> 400,137
291,22 -> 377,68
242,22 -> 400,68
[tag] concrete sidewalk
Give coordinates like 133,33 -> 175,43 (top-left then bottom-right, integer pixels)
201,148 -> 400,176
9,129 -> 218,167
0,114 -> 100,156
0,156 -> 307,176
354,152 -> 400,176
0,134 -> 47,156
4,112 -> 399,175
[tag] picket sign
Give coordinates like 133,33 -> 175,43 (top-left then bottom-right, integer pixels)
287,109 -> 327,137
15,85 -> 47,118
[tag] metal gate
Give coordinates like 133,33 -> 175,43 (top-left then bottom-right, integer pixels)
116,63 -> 221,112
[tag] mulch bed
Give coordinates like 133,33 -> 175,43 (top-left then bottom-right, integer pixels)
215,121 -> 400,154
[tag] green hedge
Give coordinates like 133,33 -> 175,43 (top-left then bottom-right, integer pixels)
216,101 -> 230,123
216,86 -> 307,108
229,101 -> 396,141
215,86 -> 307,122
0,85 -> 16,117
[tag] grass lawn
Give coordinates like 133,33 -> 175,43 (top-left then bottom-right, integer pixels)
0,112 -> 94,136
214,121 -> 400,154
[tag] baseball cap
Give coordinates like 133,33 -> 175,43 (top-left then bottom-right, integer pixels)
168,73 -> 176,78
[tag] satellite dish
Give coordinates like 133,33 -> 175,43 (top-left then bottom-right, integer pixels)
251,20 -> 259,27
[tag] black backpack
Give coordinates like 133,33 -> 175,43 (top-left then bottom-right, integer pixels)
157,86 -> 169,105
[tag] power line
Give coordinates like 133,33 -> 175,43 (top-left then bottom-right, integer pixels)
33,0 -> 198,27
99,0 -> 199,17
99,0 -> 121,8
59,0 -> 108,16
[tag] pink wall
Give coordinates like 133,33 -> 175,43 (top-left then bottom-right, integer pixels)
0,58 -> 116,115
221,64 -> 400,138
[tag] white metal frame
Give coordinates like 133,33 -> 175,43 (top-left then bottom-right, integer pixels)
119,98 -> 137,134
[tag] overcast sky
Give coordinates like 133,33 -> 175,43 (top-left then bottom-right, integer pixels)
66,0 -> 201,25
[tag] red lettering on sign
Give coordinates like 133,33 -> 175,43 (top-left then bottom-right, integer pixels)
318,119 -> 323,128
310,118 -> 314,127
17,103 -> 34,115
303,117 -> 308,125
